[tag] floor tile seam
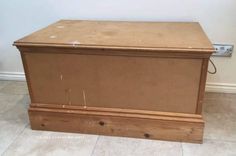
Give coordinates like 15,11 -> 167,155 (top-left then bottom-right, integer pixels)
1,123 -> 29,156
90,135 -> 100,156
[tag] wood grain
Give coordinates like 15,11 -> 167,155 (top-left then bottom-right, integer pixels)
14,20 -> 213,143
14,20 -> 214,53
196,58 -> 210,114
29,106 -> 204,143
24,51 -> 202,113
30,103 -> 203,120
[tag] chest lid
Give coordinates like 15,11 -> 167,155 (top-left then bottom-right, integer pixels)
14,20 -> 214,53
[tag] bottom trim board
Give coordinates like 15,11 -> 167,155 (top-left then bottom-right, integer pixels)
29,107 -> 204,143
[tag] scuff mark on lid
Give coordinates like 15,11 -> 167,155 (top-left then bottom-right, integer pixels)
70,40 -> 81,47
57,25 -> 65,28
49,35 -> 57,39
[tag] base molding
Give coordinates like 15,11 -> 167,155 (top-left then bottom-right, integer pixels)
206,82 -> 236,93
29,104 -> 204,143
0,72 -> 25,81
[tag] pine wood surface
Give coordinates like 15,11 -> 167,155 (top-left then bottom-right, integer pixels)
14,20 -> 214,52
14,20 -> 214,143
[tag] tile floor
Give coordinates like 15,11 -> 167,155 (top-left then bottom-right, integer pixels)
0,80 -> 235,156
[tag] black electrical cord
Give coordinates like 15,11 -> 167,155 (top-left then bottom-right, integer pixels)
208,59 -> 217,74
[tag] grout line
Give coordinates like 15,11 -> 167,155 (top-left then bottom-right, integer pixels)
204,138 -> 236,143
90,135 -> 100,156
1,123 -> 29,155
181,142 -> 184,156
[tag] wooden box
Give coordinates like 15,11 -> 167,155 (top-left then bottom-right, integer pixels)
14,20 -> 214,143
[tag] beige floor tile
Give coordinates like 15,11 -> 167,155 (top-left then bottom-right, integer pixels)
203,95 -> 236,141
0,93 -> 24,114
2,127 -> 98,156
92,136 -> 182,156
0,121 -> 27,155
0,81 -> 28,95
0,81 -> 11,90
203,95 -> 236,114
0,95 -> 30,123
0,94 -> 29,155
205,92 -> 236,101
182,139 -> 236,156
203,112 -> 236,141
0,93 -> 29,154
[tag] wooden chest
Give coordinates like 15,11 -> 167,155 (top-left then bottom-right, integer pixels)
14,20 -> 214,143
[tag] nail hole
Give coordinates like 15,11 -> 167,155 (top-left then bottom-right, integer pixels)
99,121 -> 105,126
41,123 -> 45,127
144,133 -> 150,138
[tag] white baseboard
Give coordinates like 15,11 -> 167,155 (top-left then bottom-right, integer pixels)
206,82 -> 236,94
0,72 -> 236,93
0,72 -> 26,81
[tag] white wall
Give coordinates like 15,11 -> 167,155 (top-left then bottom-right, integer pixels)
1,0 -> 236,92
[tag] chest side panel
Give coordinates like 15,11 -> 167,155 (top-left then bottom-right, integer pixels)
23,51 -> 202,113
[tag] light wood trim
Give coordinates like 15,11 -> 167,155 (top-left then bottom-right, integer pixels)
29,107 -> 202,122
29,106 -> 204,143
30,103 -> 203,120
20,52 -> 34,102
14,43 -> 214,53
17,46 -> 212,59
196,58 -> 209,114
